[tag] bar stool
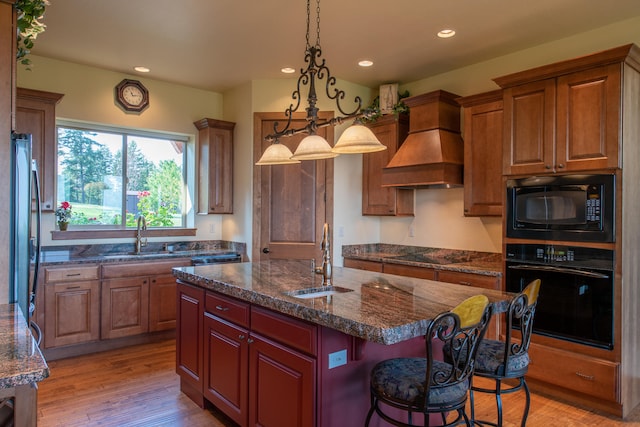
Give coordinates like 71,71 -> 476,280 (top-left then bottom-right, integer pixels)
364,295 -> 493,427
469,279 -> 541,427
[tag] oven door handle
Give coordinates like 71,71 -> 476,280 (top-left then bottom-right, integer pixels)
507,264 -> 610,279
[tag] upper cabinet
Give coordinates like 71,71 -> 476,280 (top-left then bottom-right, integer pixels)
363,114 -> 414,216
495,47 -> 628,176
15,88 -> 64,212
195,118 -> 235,214
457,90 -> 504,217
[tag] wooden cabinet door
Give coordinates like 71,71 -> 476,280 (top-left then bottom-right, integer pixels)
44,280 -> 100,348
459,90 -> 504,216
203,312 -> 249,427
195,118 -> 235,214
249,334 -> 316,427
101,277 -> 149,339
149,274 -> 177,332
363,114 -> 414,216
176,282 -> 205,398
503,79 -> 556,175
15,88 -> 64,211
383,263 -> 436,280
556,64 -> 621,172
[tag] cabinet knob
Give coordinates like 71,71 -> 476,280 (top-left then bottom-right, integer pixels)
247,338 -> 254,344
238,335 -> 245,340
545,164 -> 552,169
262,247 -> 270,254
557,163 -> 565,169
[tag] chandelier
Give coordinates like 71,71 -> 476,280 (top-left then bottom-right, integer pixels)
256,0 -> 387,165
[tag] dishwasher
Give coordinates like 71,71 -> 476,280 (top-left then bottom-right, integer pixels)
191,252 -> 242,266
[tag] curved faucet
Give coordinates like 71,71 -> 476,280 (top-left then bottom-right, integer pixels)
317,223 -> 332,286
135,215 -> 147,254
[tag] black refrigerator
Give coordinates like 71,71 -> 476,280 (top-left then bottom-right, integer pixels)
9,132 -> 42,344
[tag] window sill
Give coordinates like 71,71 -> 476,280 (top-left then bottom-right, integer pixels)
51,228 -> 197,240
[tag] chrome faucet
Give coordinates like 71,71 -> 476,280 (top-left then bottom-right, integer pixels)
135,215 -> 147,254
314,223 -> 332,286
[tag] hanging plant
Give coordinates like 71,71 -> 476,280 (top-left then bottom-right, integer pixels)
15,0 -> 49,68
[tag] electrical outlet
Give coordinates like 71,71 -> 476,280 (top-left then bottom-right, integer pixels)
338,226 -> 344,237
328,349 -> 347,369
209,223 -> 216,234
408,224 -> 415,237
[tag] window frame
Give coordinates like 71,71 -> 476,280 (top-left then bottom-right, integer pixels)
54,120 -> 195,239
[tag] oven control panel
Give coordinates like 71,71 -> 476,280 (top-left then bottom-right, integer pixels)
506,243 -> 614,270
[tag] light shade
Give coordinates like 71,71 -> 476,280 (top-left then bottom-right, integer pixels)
291,135 -> 339,160
332,123 -> 387,154
256,143 -> 301,165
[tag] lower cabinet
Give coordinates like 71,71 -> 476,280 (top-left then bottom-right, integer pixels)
43,264 -> 101,348
149,274 -> 179,331
180,284 -> 316,427
101,277 -> 149,339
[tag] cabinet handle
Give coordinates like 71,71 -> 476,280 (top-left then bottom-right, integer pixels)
575,371 -> 595,381
65,286 -> 81,290
247,338 -> 254,344
66,273 -> 81,277
215,305 -> 229,312
459,281 -> 472,286
238,335 -> 245,340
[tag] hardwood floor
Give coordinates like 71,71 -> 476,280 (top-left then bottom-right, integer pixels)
38,339 -> 640,426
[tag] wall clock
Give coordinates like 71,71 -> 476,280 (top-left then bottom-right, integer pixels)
115,79 -> 149,113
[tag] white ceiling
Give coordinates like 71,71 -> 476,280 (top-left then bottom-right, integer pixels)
32,0 -> 640,92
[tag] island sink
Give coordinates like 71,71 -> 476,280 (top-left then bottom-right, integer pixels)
285,285 -> 354,299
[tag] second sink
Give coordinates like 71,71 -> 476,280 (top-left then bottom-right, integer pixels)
286,286 -> 354,299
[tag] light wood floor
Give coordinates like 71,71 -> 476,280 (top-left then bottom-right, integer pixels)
37,339 -> 640,426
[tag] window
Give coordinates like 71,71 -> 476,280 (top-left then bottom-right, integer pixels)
56,124 -> 187,228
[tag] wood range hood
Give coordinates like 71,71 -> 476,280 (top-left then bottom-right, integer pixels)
381,90 -> 464,189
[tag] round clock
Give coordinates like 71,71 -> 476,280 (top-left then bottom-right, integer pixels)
115,79 -> 149,112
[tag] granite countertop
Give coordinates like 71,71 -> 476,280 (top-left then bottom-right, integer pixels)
38,240 -> 246,266
173,260 -> 512,346
342,244 -> 503,276
0,305 -> 49,389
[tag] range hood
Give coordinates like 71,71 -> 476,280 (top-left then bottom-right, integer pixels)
381,90 -> 463,189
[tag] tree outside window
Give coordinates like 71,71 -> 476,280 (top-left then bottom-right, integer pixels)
57,126 -> 185,228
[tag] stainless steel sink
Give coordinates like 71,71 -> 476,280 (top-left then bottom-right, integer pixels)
285,286 -> 354,299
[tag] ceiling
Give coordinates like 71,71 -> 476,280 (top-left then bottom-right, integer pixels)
32,0 -> 640,93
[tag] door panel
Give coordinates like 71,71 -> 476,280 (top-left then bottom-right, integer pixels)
253,112 -> 334,262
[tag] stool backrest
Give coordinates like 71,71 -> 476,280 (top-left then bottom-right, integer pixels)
503,279 -> 541,369
426,295 -> 492,407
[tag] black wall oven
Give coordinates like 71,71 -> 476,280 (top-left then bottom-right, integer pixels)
505,243 -> 614,350
506,174 -> 615,243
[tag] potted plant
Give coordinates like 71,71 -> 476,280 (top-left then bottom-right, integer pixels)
16,0 -> 49,68
55,201 -> 72,230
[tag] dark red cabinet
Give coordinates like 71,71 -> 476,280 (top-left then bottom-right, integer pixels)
176,282 -> 205,407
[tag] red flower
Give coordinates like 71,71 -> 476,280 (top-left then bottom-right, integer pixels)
60,201 -> 71,210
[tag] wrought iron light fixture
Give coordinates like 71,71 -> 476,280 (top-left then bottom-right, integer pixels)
256,0 -> 386,166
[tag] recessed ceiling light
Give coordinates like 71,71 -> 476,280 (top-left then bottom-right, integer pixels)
358,60 -> 374,67
134,66 -> 150,73
281,67 -> 296,74
437,29 -> 456,38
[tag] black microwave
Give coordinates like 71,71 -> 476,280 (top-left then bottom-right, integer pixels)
506,174 -> 615,242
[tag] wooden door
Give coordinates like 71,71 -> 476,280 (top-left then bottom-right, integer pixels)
253,112 -> 334,262
101,277 -> 149,339
503,79 -> 556,175
176,282 -> 205,405
149,274 -> 177,332
248,334 -> 316,427
556,64 -> 621,172
203,312 -> 249,427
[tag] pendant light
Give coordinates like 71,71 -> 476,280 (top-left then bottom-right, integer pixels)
256,0 -> 386,166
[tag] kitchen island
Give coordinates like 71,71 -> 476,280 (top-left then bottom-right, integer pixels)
0,305 -> 49,426
173,260 -> 512,427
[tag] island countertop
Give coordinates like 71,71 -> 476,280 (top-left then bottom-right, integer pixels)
0,305 -> 49,389
173,260 -> 512,345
